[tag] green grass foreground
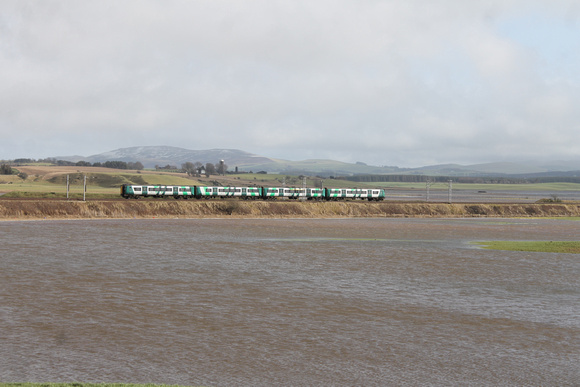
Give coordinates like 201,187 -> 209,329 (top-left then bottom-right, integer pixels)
0,384 -> 193,387
474,241 -> 580,254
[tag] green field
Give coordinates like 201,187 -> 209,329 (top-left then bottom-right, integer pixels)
0,167 -> 376,198
2,165 -> 580,199
0,384 -> 190,387
474,241 -> 580,253
376,181 -> 580,191
0,168 -> 201,198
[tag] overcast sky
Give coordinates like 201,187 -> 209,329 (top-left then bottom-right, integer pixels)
1,0 -> 580,167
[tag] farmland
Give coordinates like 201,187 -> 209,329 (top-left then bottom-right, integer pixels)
3,164 -> 580,201
2,164 -> 580,220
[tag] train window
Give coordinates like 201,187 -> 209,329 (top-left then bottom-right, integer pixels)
134,187 -> 142,191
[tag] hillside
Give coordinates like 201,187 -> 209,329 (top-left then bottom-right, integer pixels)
53,146 -> 580,177
56,146 -> 401,175
61,146 -> 274,170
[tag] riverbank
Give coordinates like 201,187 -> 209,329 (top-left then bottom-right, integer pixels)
2,199 -> 580,220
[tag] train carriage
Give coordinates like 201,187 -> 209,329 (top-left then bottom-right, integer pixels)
325,188 -> 385,201
195,186 -> 262,199
175,186 -> 195,198
262,187 -> 282,199
280,187 -> 306,199
120,184 -> 141,198
265,187 -> 326,200
121,184 -> 196,199
121,184 -> 385,201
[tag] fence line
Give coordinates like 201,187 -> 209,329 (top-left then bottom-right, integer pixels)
385,189 -> 580,203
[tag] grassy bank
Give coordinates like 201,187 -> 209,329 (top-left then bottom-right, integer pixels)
2,200 -> 580,220
474,241 -> 580,253
0,384 -> 188,387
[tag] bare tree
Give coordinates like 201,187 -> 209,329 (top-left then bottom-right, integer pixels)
205,163 -> 216,177
0,164 -> 13,175
182,162 -> 196,176
128,161 -> 144,170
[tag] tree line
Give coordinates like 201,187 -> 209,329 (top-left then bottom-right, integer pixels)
0,164 -> 28,179
181,161 -> 228,177
1,157 -> 229,177
1,158 -> 145,170
60,160 -> 145,170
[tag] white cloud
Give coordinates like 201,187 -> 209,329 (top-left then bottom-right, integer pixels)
1,0 -> 580,166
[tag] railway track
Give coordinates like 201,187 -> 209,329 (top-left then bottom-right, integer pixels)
3,187 -> 580,204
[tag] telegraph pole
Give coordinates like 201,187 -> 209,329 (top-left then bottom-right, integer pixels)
426,179 -> 433,201
448,180 -> 453,203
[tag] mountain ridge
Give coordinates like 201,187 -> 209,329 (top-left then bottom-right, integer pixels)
55,146 -> 580,177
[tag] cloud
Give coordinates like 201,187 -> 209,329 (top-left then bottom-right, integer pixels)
1,0 -> 580,167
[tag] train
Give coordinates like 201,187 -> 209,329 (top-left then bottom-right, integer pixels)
120,184 -> 386,201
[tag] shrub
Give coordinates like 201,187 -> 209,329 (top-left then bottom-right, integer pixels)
0,164 -> 13,175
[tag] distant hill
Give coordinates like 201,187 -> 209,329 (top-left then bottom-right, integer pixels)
59,146 -> 273,169
55,146 -> 580,177
57,146 -> 401,175
402,161 -> 580,177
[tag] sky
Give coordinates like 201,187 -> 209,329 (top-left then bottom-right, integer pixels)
1,0 -> 580,167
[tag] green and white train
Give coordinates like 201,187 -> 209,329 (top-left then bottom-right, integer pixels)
120,184 -> 386,201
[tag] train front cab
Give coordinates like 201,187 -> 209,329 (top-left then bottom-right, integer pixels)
121,184 -> 140,199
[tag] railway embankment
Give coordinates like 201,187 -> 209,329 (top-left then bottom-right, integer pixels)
1,199 -> 580,220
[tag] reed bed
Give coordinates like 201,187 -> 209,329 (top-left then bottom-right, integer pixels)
2,200 -> 580,220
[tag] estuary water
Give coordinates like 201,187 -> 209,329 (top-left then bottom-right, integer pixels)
1,218 -> 579,386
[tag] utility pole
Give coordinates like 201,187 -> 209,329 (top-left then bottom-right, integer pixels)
448,180 -> 453,203
426,179 -> 433,201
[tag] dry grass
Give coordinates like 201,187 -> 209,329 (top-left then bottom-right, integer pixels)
2,200 -> 580,220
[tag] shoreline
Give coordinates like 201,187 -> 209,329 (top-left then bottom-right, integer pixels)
1,199 -> 580,220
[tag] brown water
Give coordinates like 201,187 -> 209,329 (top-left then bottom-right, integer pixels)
1,218 -> 579,386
